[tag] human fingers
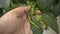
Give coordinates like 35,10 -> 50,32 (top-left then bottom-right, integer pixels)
36,10 -> 41,15
6,6 -> 31,16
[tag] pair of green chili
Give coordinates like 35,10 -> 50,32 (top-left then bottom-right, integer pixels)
26,1 -> 46,30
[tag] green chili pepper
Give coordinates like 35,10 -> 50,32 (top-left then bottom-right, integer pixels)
26,0 -> 47,30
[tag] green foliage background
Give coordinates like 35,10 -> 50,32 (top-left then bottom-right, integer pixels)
0,0 -> 60,34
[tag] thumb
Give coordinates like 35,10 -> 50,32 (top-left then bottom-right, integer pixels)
6,6 -> 31,16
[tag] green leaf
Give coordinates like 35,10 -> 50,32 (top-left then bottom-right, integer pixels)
37,0 -> 54,10
0,8 -> 3,17
41,12 -> 58,33
52,1 -> 60,17
30,18 -> 43,34
31,24 -> 43,34
10,0 -> 26,9
0,0 -> 10,11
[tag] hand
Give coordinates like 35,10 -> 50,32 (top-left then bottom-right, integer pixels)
0,6 -> 40,34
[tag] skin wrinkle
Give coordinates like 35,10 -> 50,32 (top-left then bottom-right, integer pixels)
23,13 -> 28,34
12,13 -> 32,34
22,13 -> 26,34
12,16 -> 24,34
23,13 -> 32,34
12,16 -> 22,34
